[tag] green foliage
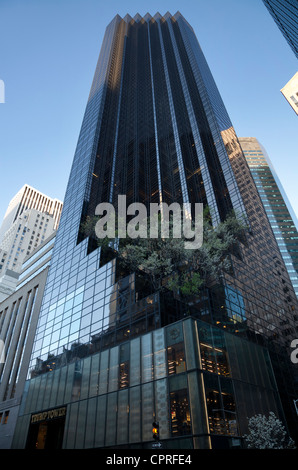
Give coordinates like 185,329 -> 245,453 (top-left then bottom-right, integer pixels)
179,272 -> 204,296
80,208 -> 247,296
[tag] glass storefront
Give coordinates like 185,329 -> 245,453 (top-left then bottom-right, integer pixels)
12,318 -> 284,449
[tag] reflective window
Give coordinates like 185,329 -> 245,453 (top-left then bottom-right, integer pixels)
170,389 -> 191,436
167,342 -> 186,375
119,342 -> 130,389
204,374 -> 238,437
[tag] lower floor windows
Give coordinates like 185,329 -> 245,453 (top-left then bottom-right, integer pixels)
170,389 -> 191,436
0,410 -> 10,425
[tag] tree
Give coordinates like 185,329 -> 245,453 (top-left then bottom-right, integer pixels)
80,207 -> 247,296
243,412 -> 296,449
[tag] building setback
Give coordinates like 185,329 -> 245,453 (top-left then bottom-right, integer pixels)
11,13 -> 298,449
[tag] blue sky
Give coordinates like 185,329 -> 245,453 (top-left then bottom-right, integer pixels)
0,0 -> 297,224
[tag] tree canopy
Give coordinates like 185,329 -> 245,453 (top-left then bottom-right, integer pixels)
80,207 -> 247,296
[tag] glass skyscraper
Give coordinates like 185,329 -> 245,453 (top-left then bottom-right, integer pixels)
262,0 -> 298,58
11,13 -> 298,449
239,137 -> 298,299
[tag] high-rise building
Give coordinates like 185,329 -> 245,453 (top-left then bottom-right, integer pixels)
239,137 -> 298,299
0,184 -> 63,245
280,72 -> 298,115
0,233 -> 55,449
0,209 -> 56,302
262,0 -> 298,58
0,186 -> 62,302
0,209 -> 55,274
11,13 -> 298,450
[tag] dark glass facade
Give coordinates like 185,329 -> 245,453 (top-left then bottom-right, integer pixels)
263,0 -> 298,58
11,13 -> 298,448
12,318 -> 283,449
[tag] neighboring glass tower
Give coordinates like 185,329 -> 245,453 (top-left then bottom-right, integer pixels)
262,0 -> 298,58
239,137 -> 298,299
11,13 -> 298,450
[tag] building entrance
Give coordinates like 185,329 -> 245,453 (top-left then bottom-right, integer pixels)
26,406 -> 66,449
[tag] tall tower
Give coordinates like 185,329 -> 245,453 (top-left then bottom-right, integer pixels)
12,13 -> 298,450
239,137 -> 298,299
262,0 -> 298,58
0,185 -> 63,245
0,187 -> 62,301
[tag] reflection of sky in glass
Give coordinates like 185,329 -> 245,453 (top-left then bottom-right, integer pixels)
30,257 -> 116,368
225,285 -> 246,323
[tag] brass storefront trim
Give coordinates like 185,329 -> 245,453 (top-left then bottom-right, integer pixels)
31,406 -> 66,424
